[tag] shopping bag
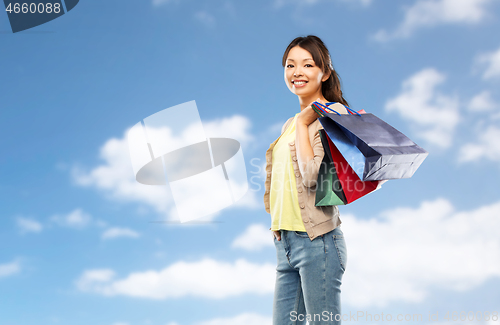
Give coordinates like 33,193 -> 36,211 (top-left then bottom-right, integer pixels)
314,129 -> 381,206
313,101 -> 428,181
315,130 -> 346,206
322,129 -> 381,204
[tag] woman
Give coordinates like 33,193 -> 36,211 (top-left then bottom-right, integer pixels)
263,35 -> 349,325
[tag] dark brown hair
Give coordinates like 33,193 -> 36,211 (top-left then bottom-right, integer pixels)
282,35 -> 350,107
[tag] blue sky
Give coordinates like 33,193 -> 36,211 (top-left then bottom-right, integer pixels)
1,0 -> 500,324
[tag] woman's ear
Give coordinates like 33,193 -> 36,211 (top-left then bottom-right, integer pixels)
322,69 -> 331,82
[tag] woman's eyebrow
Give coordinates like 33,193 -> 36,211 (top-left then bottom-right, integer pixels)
286,58 -> 314,62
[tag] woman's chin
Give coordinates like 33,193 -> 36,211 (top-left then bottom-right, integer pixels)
292,89 -> 314,97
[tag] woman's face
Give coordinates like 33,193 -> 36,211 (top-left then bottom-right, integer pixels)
284,46 -> 329,99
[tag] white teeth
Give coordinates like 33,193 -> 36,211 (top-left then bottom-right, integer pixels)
294,81 -> 306,85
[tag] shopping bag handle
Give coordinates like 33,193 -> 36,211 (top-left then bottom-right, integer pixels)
312,101 -> 361,116
312,102 -> 326,117
313,102 -> 337,116
325,102 -> 362,116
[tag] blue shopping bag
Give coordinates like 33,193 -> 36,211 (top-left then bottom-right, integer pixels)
312,102 -> 428,181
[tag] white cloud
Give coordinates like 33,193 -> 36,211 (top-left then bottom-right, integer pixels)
273,0 -> 372,9
76,269 -> 116,291
341,198 -> 500,307
222,1 -> 237,18
475,46 -> 500,80
338,0 -> 372,7
50,208 -> 92,229
102,227 -> 141,240
203,115 -> 254,148
194,312 -> 272,325
152,0 -> 164,6
152,0 -> 178,7
71,114 -> 255,222
458,125 -> 500,163
75,197 -> 500,308
468,90 -> 497,112
71,133 -> 174,219
272,0 -> 302,10
373,0 -> 494,42
201,114 -> 260,210
0,260 -> 21,278
385,68 -> 460,148
16,217 -> 43,234
231,224 -> 273,251
76,258 -> 275,299
193,11 -> 216,27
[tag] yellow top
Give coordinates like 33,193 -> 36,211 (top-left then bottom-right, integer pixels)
270,113 -> 307,232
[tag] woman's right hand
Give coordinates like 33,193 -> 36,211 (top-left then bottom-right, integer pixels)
273,230 -> 281,241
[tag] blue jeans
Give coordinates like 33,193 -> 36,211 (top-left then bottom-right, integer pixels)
273,226 -> 347,325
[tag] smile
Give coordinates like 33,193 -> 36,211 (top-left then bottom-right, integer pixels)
293,80 -> 308,87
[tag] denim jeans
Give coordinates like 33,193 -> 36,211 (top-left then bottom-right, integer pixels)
272,226 -> 347,325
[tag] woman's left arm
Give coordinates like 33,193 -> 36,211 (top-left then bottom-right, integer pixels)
295,122 -> 324,187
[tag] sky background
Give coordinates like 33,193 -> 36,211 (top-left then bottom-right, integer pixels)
1,0 -> 500,324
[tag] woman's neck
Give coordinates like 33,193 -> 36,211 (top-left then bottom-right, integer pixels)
298,95 -> 328,111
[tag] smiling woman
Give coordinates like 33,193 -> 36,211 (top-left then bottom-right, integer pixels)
263,35 -> 350,325
283,38 -> 350,113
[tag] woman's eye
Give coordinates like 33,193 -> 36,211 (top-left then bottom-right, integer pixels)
286,64 -> 313,68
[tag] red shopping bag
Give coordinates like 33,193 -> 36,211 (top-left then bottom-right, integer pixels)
324,124 -> 381,204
